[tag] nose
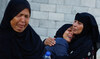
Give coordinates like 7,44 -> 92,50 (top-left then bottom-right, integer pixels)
20,16 -> 25,23
70,31 -> 73,35
73,21 -> 77,27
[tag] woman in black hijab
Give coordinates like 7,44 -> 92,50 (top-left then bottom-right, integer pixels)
68,12 -> 99,59
0,0 -> 45,59
44,24 -> 73,59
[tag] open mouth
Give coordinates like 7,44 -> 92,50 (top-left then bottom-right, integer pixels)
17,24 -> 25,30
68,36 -> 72,40
19,25 -> 24,28
18,25 -> 24,29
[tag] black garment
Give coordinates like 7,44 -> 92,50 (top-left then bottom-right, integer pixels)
68,12 -> 99,59
0,0 -> 44,59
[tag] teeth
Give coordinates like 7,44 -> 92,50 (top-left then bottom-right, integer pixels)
68,36 -> 72,39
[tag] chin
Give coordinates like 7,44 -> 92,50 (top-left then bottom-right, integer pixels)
16,30 -> 23,32
16,29 -> 25,32
73,32 -> 78,34
67,41 -> 71,43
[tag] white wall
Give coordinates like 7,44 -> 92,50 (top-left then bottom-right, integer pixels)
0,0 -> 8,23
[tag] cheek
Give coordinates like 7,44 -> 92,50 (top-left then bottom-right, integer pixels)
63,31 -> 69,37
65,31 -> 69,35
78,26 -> 83,33
25,19 -> 29,25
81,27 -> 83,32
10,18 -> 18,27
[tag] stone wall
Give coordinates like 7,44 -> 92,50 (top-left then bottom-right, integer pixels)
0,0 -> 8,23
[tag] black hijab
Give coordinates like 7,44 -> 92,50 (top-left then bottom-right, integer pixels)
0,0 -> 44,59
68,12 -> 99,59
0,0 -> 31,30
54,24 -> 72,38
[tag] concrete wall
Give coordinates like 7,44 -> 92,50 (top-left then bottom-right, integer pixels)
0,0 -> 8,23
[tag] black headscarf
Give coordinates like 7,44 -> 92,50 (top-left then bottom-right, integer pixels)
0,0 -> 31,30
68,12 -> 99,59
54,24 -> 72,38
75,13 -> 99,41
0,0 -> 44,59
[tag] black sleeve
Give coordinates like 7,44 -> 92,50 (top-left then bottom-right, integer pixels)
68,43 -> 92,59
43,39 -> 46,46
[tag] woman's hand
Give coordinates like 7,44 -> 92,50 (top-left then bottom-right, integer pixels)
44,37 -> 56,46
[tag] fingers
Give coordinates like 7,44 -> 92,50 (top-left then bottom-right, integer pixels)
44,37 -> 56,46
50,37 -> 56,45
49,40 -> 55,46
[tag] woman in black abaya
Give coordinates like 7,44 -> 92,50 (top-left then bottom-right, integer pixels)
68,12 -> 99,59
0,0 -> 44,59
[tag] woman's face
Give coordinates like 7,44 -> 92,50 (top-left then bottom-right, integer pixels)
73,20 -> 84,34
63,26 -> 73,43
10,8 -> 30,32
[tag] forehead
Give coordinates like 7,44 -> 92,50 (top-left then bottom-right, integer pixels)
74,20 -> 83,24
68,26 -> 73,29
75,20 -> 81,22
16,9 -> 29,16
66,26 -> 73,31
20,8 -> 29,13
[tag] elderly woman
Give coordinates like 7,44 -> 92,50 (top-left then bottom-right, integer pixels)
67,12 -> 99,59
0,0 -> 45,59
45,12 -> 99,59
